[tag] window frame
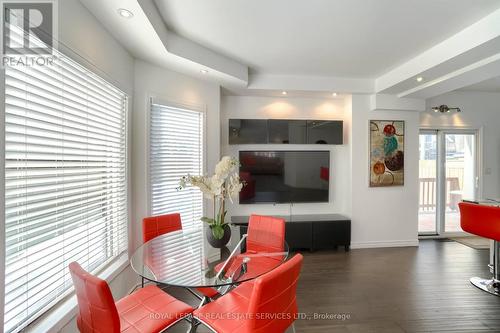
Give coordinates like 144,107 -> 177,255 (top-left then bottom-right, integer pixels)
1,66 -> 7,333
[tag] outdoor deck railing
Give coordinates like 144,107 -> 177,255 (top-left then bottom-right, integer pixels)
419,177 -> 461,212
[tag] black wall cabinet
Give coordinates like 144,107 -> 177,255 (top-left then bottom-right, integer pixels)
306,120 -> 343,145
228,119 -> 343,145
229,119 -> 268,144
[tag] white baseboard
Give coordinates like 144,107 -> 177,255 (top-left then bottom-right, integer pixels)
350,239 -> 419,249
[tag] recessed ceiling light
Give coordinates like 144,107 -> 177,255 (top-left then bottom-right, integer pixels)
200,69 -> 209,74
332,92 -> 338,97
117,8 -> 134,19
416,76 -> 424,82
281,91 -> 287,95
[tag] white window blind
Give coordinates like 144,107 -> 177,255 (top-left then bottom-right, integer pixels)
149,101 -> 204,231
4,54 -> 128,332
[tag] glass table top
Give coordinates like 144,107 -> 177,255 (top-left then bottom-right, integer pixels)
130,228 -> 289,288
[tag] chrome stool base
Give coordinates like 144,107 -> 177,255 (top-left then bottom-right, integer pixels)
470,277 -> 500,297
468,240 -> 500,296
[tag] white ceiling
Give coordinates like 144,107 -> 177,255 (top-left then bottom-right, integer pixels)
155,0 -> 500,78
460,76 -> 500,92
79,0 -> 249,88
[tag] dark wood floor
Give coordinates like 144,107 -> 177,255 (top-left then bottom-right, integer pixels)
168,240 -> 500,332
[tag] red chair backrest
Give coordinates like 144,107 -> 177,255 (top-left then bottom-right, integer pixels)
247,214 -> 285,253
142,213 -> 182,243
459,202 -> 500,241
248,254 -> 303,332
69,262 -> 120,333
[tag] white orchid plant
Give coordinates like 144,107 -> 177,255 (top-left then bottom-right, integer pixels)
178,156 -> 244,239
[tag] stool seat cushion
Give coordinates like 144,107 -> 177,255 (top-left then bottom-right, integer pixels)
459,203 -> 500,241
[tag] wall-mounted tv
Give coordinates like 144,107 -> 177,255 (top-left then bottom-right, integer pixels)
239,151 -> 330,204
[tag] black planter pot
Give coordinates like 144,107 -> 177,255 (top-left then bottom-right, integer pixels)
206,224 -> 231,248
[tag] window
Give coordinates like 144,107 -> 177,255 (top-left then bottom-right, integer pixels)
148,100 -> 204,286
4,54 -> 128,331
149,100 -> 204,230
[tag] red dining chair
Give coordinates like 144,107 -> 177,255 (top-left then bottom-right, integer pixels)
205,214 -> 286,299
193,253 -> 303,333
69,262 -> 193,333
247,214 -> 286,253
143,213 -> 183,243
459,202 -> 500,296
142,213 -> 219,299
141,213 -> 183,288
216,214 -> 286,279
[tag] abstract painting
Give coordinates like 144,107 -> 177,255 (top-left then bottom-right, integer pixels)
369,120 -> 404,187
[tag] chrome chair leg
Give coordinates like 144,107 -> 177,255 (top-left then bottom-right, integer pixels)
185,314 -> 200,333
292,323 -> 296,333
197,296 -> 208,309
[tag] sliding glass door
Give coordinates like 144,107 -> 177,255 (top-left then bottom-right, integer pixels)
443,133 -> 477,232
419,131 -> 438,234
418,130 -> 478,235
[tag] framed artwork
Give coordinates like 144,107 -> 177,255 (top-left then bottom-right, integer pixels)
369,120 -> 404,187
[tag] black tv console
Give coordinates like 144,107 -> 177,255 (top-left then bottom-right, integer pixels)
231,214 -> 351,252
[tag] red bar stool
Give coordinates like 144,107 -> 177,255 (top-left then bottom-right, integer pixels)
459,202 -> 500,296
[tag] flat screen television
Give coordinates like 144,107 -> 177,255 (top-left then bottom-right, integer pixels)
239,151 -> 330,204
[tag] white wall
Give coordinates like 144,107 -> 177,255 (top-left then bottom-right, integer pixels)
422,91 -> 500,199
221,94 -> 420,249
350,95 -> 419,248
132,60 -> 221,251
58,0 -> 134,94
221,95 -> 352,218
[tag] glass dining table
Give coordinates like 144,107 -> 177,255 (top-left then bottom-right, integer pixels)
130,228 -> 289,302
